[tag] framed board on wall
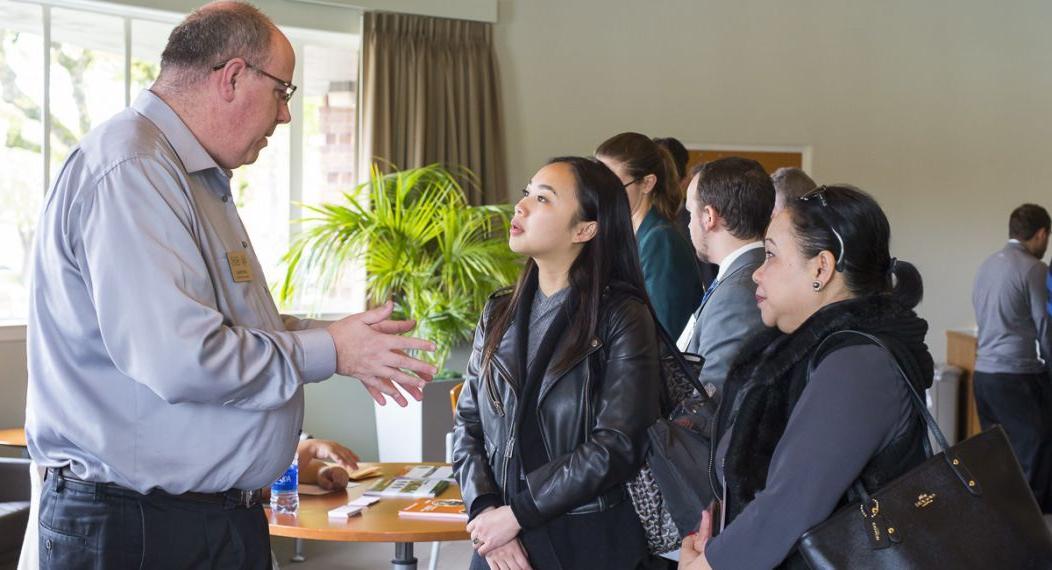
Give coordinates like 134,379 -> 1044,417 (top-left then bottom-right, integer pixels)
685,144 -> 812,175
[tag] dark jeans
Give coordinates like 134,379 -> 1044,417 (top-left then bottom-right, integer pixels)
38,471 -> 272,569
973,370 -> 1052,512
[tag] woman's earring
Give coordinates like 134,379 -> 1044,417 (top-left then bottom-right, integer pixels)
812,281 -> 822,292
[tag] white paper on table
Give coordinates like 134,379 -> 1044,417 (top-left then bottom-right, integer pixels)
299,481 -> 360,495
403,465 -> 455,480
349,495 -> 380,507
299,484 -> 337,496
328,504 -> 366,519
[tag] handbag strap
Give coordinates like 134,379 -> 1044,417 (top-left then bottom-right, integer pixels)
807,330 -> 982,505
651,303 -> 711,402
605,282 -> 711,402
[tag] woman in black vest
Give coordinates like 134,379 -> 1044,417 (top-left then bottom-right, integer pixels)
680,185 -> 932,570
454,157 -> 661,569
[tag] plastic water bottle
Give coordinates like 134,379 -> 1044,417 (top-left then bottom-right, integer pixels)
270,453 -> 299,514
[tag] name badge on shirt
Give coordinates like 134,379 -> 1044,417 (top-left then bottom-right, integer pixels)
226,251 -> 253,283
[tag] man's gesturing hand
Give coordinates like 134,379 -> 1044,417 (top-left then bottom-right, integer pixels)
327,301 -> 436,406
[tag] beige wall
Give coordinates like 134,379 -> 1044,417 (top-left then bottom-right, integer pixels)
495,0 -> 1052,359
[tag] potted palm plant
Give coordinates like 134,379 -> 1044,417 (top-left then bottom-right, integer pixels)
279,164 -> 519,460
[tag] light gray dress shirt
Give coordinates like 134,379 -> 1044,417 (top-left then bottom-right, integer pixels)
972,241 -> 1052,374
26,90 -> 337,494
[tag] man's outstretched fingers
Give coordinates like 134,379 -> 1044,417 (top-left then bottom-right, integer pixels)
358,300 -> 395,325
370,319 -> 416,335
387,334 -> 436,353
384,351 -> 437,378
364,384 -> 387,405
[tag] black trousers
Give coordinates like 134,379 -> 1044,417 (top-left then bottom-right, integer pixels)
38,471 -> 272,569
973,370 -> 1052,513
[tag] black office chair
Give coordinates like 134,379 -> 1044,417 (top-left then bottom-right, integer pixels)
0,458 -> 31,568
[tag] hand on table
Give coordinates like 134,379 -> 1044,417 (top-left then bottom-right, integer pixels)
299,438 -> 359,470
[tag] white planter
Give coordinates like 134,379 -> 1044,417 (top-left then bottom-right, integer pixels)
374,379 -> 460,462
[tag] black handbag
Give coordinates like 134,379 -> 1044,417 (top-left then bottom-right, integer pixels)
797,331 -> 1052,569
624,308 -> 717,554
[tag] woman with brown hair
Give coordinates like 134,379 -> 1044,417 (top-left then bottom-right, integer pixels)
597,132 -> 703,338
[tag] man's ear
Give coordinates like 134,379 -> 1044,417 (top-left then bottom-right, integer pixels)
573,220 -> 598,244
215,58 -> 248,103
702,205 -> 720,232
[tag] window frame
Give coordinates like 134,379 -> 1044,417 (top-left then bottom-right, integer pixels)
0,0 -> 362,333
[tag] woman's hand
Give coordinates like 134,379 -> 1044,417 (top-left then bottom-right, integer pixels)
298,438 -> 359,471
484,538 -> 533,570
679,508 -> 714,570
466,506 -> 521,556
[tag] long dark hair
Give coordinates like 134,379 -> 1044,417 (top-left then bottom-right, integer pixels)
785,184 -> 923,309
595,132 -> 683,221
481,156 -> 649,375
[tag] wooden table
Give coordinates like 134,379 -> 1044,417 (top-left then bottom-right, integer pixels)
266,462 -> 468,570
0,427 -> 26,448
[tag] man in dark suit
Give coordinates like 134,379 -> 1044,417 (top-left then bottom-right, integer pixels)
677,157 -> 774,396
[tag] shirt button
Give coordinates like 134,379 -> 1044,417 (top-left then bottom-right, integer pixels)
241,241 -> 248,248
45,539 -> 53,550
222,195 -> 229,203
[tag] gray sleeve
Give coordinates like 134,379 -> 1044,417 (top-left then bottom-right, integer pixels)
694,275 -> 764,393
281,315 -> 336,331
72,157 -> 336,410
706,345 -> 912,570
1025,262 -> 1052,365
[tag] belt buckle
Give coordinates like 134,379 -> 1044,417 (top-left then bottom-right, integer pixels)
238,489 -> 260,508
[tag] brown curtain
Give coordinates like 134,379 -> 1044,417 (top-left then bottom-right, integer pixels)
359,11 -> 506,205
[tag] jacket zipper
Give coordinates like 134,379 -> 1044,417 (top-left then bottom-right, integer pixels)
487,359 -> 513,417
501,433 -> 516,502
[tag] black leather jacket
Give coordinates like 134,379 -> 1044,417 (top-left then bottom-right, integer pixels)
453,287 -> 661,522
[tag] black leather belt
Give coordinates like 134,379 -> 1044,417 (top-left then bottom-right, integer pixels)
46,467 -> 264,509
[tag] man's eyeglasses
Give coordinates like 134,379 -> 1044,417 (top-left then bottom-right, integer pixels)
798,185 -> 846,271
623,178 -> 642,188
212,60 -> 297,103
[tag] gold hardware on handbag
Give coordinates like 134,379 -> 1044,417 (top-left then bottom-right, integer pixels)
914,493 -> 935,508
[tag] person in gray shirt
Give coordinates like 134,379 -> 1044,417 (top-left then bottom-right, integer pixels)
27,3 -> 435,568
972,203 -> 1052,512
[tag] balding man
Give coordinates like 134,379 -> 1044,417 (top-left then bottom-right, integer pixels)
26,3 -> 434,567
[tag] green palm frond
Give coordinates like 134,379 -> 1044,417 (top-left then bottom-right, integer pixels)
279,163 -> 520,373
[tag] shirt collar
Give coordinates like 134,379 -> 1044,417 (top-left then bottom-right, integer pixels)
131,90 -> 232,180
715,242 -> 764,282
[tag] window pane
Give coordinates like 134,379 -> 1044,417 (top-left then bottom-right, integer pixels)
232,123 -> 291,295
0,0 -> 44,323
290,42 -> 363,314
131,19 -> 174,95
49,9 -> 126,180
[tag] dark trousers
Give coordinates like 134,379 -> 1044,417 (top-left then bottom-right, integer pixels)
38,471 -> 272,569
973,370 -> 1052,512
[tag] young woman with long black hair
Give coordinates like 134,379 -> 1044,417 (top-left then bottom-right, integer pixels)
453,157 -> 662,570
